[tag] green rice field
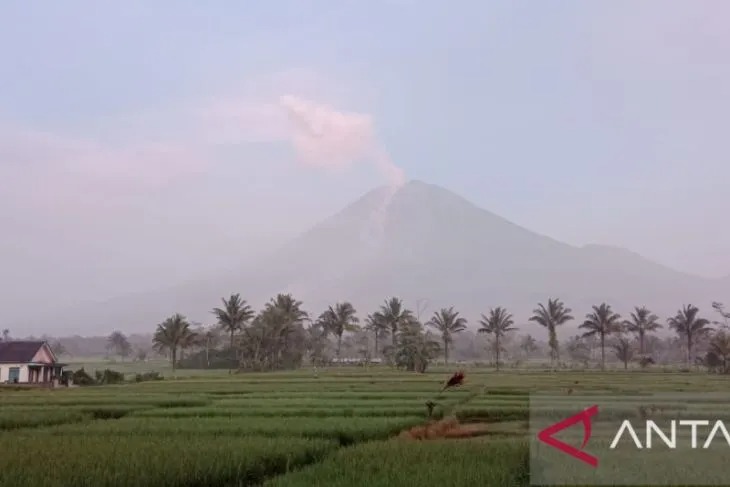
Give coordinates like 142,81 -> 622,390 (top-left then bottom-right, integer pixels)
0,368 -> 727,486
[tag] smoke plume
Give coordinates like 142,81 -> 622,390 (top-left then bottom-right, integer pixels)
279,95 -> 405,246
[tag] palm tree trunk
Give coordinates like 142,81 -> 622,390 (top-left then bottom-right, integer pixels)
171,346 -> 177,372
374,330 -> 379,357
600,333 -> 605,370
337,334 -> 342,358
548,327 -> 558,366
443,338 -> 449,365
392,327 -> 397,348
205,341 -> 210,368
639,332 -> 645,355
687,334 -> 693,366
229,331 -> 235,374
495,334 -> 501,371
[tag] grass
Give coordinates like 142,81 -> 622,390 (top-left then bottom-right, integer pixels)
0,435 -> 336,487
40,416 -> 426,445
0,366 -> 725,486
265,439 -> 530,487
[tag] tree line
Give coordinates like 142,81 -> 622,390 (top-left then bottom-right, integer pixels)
137,294 -> 730,373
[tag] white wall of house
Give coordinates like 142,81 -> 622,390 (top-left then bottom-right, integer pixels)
0,364 -> 29,383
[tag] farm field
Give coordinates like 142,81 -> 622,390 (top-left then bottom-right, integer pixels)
0,368 -> 727,487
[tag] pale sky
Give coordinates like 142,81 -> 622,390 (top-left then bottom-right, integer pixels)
2,1 -> 729,323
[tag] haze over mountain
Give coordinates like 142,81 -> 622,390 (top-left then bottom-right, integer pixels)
21,181 -> 729,336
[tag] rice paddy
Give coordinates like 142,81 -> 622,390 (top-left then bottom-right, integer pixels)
0,368 -> 724,486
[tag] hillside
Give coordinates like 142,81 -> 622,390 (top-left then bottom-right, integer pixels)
20,180 -> 729,335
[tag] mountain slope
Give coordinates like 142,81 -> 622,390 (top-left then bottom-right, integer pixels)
22,180 -> 728,335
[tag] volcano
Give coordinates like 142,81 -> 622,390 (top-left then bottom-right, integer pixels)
25,180 -> 729,334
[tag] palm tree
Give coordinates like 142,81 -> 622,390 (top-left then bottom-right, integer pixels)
1,329 -> 9,342
624,306 -> 662,355
612,337 -> 634,370
478,307 -> 516,371
426,307 -> 468,364
377,297 -> 414,348
317,302 -> 360,358
579,303 -> 622,370
364,313 -> 389,357
152,313 -> 193,371
212,294 -> 255,351
667,304 -> 712,366
264,293 -> 309,367
529,298 -> 574,365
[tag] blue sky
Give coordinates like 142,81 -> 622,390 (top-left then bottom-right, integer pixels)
1,1 -> 729,319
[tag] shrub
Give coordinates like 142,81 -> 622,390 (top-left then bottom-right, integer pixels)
134,372 -> 162,383
95,369 -> 126,385
71,368 -> 95,386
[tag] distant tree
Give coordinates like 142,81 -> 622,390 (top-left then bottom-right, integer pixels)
152,313 -> 193,371
427,307 -> 468,365
566,335 -> 591,366
305,321 -> 329,367
529,299 -> 574,366
106,331 -> 132,361
200,325 -> 222,368
178,328 -> 200,361
135,347 -> 148,362
579,303 -> 622,370
377,297 -> 415,349
478,307 -> 516,371
612,337 -> 634,370
519,334 -> 539,359
667,304 -> 712,366
355,332 -> 371,362
213,294 -> 255,349
624,306 -> 662,355
241,294 -> 309,371
49,340 -> 67,357
2,329 -> 10,342
711,302 -> 730,330
395,319 -> 440,373
707,331 -> 730,374
364,313 -> 389,357
212,294 -> 255,371
317,302 -> 360,358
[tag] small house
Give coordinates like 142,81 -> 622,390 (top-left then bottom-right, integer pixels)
0,341 -> 66,385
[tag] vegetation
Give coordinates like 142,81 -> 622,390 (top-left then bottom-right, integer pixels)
579,303 -> 622,370
33,291 -> 726,376
152,314 -> 194,371
426,307 -> 467,364
667,304 -> 712,365
10,289 -> 730,485
528,298 -> 574,365
1,369 -> 729,486
478,307 -> 515,370
624,306 -> 662,355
